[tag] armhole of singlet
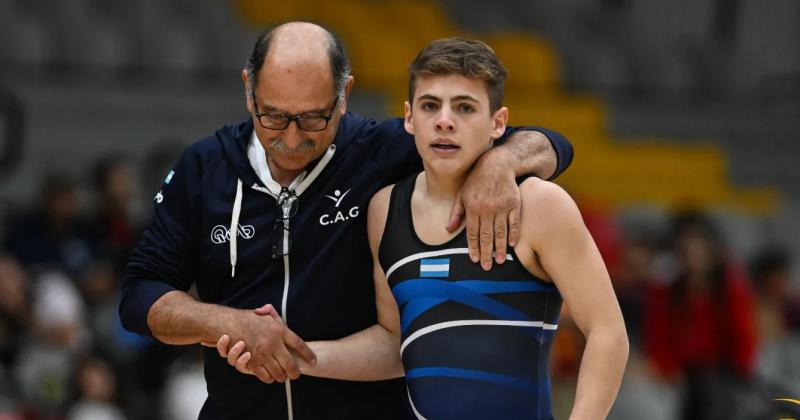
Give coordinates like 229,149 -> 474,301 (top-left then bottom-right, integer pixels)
509,176 -> 555,287
377,173 -> 419,273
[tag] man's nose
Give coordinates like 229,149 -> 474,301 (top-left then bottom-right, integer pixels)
436,109 -> 455,132
282,120 -> 305,148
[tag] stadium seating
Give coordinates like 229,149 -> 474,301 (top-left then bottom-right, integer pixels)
0,0 -> 793,214
233,0 -> 781,214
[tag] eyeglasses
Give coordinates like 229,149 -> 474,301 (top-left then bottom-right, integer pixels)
271,187 -> 298,259
252,91 -> 339,132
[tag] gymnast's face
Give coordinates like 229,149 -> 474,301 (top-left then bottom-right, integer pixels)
404,74 -> 508,177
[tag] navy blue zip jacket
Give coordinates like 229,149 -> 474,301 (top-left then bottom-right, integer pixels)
120,113 -> 573,420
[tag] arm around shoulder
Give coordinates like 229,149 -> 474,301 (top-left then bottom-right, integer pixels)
498,126 -> 574,180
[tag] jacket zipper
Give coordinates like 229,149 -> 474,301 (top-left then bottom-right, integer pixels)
280,188 -> 294,420
248,145 -> 336,420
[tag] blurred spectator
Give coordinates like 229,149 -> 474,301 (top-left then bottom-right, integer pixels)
609,233 -> 681,420
752,247 -> 800,334
644,211 -> 757,420
580,197 -> 623,277
160,352 -> 206,420
752,246 -> 800,402
2,173 -> 96,276
81,260 -> 119,308
15,270 -> 89,415
0,256 -> 28,419
0,256 -> 30,368
613,237 -> 659,349
91,156 -> 137,275
71,153 -> 183,420
67,356 -> 126,420
31,271 -> 91,351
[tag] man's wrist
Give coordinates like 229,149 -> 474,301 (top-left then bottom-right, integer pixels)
501,130 -> 557,179
202,305 -> 240,344
477,146 -> 517,178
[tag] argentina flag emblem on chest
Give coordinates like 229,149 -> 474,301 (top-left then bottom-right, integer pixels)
420,258 -> 449,278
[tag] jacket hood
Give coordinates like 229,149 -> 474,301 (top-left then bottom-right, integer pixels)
214,119 -> 263,189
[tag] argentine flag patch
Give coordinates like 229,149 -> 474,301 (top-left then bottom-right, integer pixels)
420,258 -> 449,278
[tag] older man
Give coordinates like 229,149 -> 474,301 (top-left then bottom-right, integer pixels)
119,22 -> 573,419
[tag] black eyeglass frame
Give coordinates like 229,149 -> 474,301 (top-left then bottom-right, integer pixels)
252,91 -> 340,132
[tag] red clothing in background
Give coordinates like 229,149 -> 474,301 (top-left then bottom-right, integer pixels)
644,263 -> 757,379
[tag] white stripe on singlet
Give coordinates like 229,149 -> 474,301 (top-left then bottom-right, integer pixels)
400,319 -> 558,355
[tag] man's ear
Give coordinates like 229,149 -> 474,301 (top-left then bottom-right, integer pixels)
403,101 -> 414,135
340,75 -> 355,115
490,106 -> 509,140
242,69 -> 253,114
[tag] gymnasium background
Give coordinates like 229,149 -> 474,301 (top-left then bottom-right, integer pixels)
0,0 -> 798,419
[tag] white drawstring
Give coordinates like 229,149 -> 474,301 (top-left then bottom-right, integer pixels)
230,179 -> 243,277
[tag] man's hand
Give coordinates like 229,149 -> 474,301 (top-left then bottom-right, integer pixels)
206,304 -> 314,383
205,304 -> 280,377
447,148 -> 520,270
211,304 -> 315,383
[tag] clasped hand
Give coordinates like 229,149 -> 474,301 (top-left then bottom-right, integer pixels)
203,304 -> 315,384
